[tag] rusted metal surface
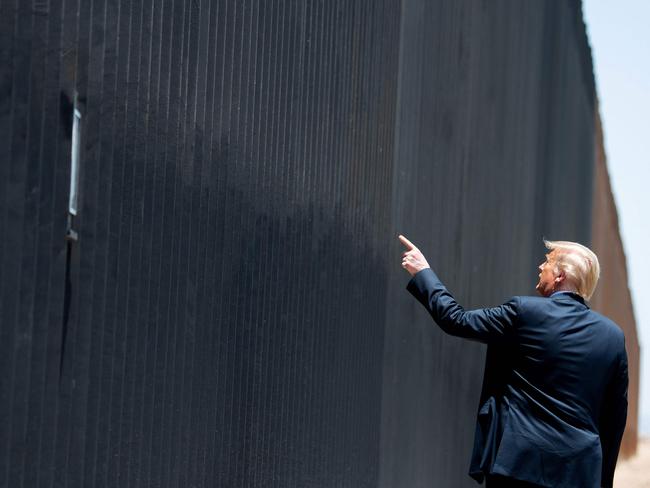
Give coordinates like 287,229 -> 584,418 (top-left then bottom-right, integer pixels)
590,108 -> 640,459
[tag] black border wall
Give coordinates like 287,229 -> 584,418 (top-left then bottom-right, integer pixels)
381,1 -> 595,487
0,1 -> 597,487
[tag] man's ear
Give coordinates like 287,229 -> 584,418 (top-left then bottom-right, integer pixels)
555,269 -> 566,284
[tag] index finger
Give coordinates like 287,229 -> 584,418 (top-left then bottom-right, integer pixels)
398,234 -> 416,250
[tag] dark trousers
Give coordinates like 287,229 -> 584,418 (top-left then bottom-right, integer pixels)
485,474 -> 545,487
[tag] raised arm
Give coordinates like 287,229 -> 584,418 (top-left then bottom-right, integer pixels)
405,267 -> 518,344
398,234 -> 518,344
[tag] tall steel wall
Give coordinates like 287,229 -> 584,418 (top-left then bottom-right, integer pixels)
381,2 -> 596,486
0,1 -> 603,487
591,110 -> 640,459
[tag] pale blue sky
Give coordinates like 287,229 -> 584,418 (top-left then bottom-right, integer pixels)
583,1 -> 650,434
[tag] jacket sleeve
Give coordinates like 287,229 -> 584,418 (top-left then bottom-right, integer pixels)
405,268 -> 518,344
599,347 -> 629,488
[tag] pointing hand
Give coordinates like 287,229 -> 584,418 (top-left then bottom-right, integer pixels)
398,234 -> 431,277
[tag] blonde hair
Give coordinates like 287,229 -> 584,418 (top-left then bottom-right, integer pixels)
543,239 -> 600,300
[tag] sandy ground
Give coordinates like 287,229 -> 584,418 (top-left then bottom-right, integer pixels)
614,437 -> 650,488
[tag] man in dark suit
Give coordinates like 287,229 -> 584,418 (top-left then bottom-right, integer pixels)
398,235 -> 628,488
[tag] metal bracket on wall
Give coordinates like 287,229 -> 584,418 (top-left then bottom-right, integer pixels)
66,100 -> 81,242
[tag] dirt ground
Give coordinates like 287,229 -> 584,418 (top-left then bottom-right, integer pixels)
614,437 -> 650,488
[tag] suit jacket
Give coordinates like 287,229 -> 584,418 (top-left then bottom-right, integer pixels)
406,268 -> 628,488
